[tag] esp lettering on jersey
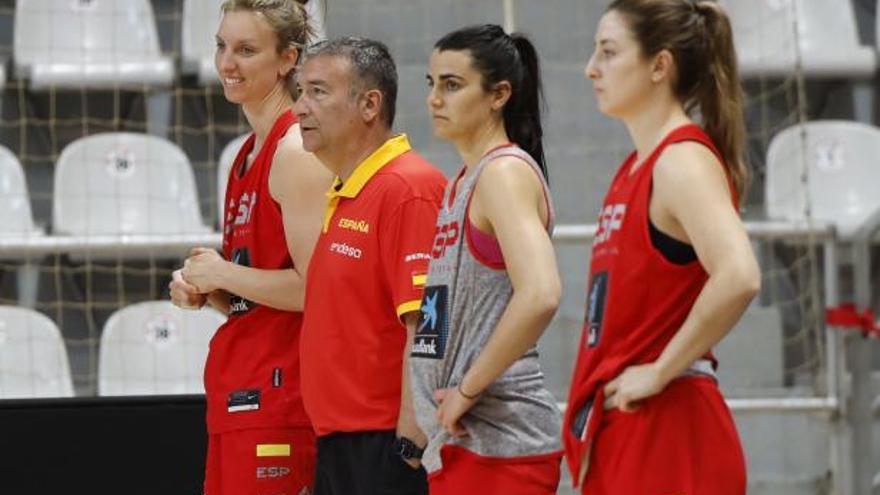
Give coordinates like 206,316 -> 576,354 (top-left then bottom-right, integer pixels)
234,191 -> 257,226
256,466 -> 291,479
431,221 -> 460,259
411,285 -> 449,359
224,190 -> 258,239
593,203 -> 626,246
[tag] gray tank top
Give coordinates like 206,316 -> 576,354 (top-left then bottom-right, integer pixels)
410,145 -> 562,474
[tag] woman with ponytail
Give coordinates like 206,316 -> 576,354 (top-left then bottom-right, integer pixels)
409,24 -> 563,494
563,1 -> 758,493
169,1 -> 332,493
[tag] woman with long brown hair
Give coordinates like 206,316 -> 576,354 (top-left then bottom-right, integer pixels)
563,1 -> 759,493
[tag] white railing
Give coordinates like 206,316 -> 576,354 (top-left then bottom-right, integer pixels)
0,232 -> 222,258
0,220 -> 838,259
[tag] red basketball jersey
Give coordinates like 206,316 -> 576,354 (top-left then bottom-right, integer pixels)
563,124 -> 739,480
205,110 -> 310,434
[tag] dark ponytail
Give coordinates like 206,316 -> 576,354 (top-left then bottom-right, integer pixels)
435,25 -> 548,181
508,34 -> 547,180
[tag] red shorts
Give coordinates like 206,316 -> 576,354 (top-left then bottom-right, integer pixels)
428,444 -> 561,495
204,427 -> 316,495
582,377 -> 746,495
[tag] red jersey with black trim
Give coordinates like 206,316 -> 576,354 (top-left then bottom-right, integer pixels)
563,125 -> 739,480
300,134 -> 446,437
205,110 -> 311,434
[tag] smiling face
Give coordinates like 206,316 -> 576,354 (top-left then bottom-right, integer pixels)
214,9 -> 296,105
584,10 -> 656,119
425,48 -> 507,145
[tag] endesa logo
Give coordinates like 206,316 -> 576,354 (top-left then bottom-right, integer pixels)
432,221 -> 460,259
330,242 -> 362,259
593,203 -> 626,246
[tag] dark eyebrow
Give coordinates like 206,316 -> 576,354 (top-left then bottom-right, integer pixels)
437,74 -> 463,81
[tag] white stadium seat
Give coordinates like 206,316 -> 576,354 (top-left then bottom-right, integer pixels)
766,121 -> 880,239
305,0 -> 328,43
0,306 -> 74,398
719,0 -> 876,79
217,133 -> 250,227
0,145 -> 41,236
98,301 -> 225,396
14,0 -> 174,136
53,132 -> 211,236
13,0 -> 174,89
181,0 -> 224,85
0,146 -> 43,309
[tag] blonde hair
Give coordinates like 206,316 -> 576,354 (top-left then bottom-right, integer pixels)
221,0 -> 315,54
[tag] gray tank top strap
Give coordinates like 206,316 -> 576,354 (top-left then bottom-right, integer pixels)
469,146 -> 555,235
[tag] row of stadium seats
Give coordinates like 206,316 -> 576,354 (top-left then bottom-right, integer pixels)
4,119 -> 880,241
5,0 -> 325,135
719,0 -> 876,79
0,302 -> 223,399
10,0 -> 326,89
0,300 -> 792,400
0,132 -> 247,237
0,0 -> 875,91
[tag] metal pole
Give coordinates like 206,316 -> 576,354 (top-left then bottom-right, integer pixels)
502,0 -> 515,33
850,235 -> 876,495
825,240 -> 851,495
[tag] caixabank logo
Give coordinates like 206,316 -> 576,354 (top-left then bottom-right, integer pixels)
229,248 -> 255,315
586,271 -> 609,348
411,285 -> 449,359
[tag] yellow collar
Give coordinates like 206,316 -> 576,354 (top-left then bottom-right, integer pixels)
327,134 -> 412,200
321,134 -> 412,233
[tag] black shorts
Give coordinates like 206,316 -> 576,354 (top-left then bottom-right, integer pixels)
313,430 -> 428,495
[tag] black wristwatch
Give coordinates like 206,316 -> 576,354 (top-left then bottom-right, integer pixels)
392,436 -> 424,460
